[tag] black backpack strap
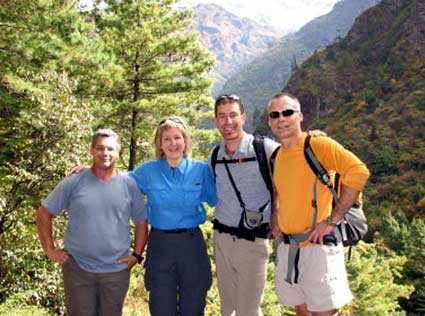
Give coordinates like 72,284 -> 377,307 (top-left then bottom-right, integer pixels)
304,136 -> 332,189
211,144 -> 220,179
304,135 -> 339,201
269,145 -> 280,175
252,137 -> 274,200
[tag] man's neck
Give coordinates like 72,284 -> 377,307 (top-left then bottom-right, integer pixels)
224,136 -> 243,157
91,166 -> 117,181
280,132 -> 303,149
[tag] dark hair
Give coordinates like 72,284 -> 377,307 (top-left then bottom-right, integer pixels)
91,128 -> 121,151
214,94 -> 244,117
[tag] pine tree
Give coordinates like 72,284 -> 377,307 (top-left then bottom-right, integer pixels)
342,241 -> 413,316
379,212 -> 425,315
1,1 -> 98,311
91,0 -> 216,169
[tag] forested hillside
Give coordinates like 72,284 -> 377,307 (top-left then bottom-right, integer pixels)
256,0 -> 425,223
256,1 -> 425,313
221,0 -> 380,131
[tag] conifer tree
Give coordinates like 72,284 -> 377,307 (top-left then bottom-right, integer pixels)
342,241 -> 413,316
379,212 -> 425,315
91,0 -> 216,169
1,1 -> 98,310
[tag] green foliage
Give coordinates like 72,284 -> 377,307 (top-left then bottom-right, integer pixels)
374,212 -> 425,315
0,71 -> 93,313
342,241 -> 413,316
0,291 -> 49,316
274,0 -> 425,225
221,0 -> 379,132
90,0 -> 217,170
379,213 -> 425,280
1,2 -> 99,313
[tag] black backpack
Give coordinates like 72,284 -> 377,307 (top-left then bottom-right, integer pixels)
270,135 -> 368,248
211,136 -> 274,202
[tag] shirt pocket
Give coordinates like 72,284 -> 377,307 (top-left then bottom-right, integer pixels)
145,184 -> 169,206
182,184 -> 202,207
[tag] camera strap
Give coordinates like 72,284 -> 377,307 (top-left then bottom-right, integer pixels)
222,157 -> 246,209
222,158 -> 268,213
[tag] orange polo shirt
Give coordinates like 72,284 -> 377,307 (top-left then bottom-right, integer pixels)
273,133 -> 370,235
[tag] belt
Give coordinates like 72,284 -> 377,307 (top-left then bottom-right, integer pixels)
281,233 -> 291,244
212,219 -> 271,240
151,226 -> 199,234
280,232 -> 338,246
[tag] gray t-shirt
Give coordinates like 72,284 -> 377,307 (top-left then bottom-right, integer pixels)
42,169 -> 147,273
209,132 -> 279,227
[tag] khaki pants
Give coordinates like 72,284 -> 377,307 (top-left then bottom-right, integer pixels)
214,230 -> 270,316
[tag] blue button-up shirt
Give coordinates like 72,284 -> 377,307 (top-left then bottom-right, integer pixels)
129,158 -> 217,229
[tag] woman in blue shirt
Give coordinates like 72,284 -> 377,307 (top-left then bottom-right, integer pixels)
129,117 -> 217,316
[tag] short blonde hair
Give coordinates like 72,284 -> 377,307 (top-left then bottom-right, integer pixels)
154,117 -> 192,159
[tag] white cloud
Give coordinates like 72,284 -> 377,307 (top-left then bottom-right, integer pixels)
179,0 -> 340,31
80,0 -> 340,32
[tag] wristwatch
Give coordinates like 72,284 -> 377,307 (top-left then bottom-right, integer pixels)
326,215 -> 338,228
131,252 -> 144,264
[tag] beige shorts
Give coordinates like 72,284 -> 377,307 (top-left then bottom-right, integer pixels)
275,242 -> 353,312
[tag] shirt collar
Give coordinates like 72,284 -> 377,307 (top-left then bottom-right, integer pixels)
219,132 -> 252,158
160,157 -> 187,175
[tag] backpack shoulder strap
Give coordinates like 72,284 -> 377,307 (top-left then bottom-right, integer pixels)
304,135 -> 332,188
211,144 -> 220,179
253,137 -> 273,199
304,135 -> 338,199
269,145 -> 280,175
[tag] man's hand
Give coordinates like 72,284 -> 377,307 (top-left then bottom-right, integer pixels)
271,212 -> 281,239
308,130 -> 327,137
46,248 -> 70,265
118,255 -> 138,269
65,165 -> 89,177
307,220 -> 335,245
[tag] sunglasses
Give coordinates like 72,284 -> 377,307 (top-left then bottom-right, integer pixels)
215,94 -> 240,105
268,109 -> 300,119
159,117 -> 186,129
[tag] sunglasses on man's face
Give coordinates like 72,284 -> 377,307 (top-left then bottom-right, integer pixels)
215,94 -> 240,105
268,109 -> 300,119
159,117 -> 186,129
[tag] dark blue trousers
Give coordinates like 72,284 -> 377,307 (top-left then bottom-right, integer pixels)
144,227 -> 212,316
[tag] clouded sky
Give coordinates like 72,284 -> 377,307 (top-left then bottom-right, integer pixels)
179,0 -> 340,32
81,1 -> 341,33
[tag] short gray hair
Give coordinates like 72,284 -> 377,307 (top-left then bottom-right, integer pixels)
268,92 -> 301,111
91,128 -> 121,151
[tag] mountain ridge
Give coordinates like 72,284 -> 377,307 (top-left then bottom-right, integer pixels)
220,0 -> 380,131
255,0 -> 425,222
187,3 -> 281,93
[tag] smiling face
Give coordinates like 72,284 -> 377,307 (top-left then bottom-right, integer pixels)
215,101 -> 246,143
268,95 -> 303,144
90,136 -> 119,171
160,127 -> 186,163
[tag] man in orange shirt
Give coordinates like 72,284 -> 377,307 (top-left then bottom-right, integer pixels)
268,92 -> 370,316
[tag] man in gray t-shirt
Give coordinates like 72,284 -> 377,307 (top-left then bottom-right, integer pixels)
36,128 -> 148,316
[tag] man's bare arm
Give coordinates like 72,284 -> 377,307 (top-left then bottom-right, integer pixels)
36,206 -> 69,264
118,220 -> 148,269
